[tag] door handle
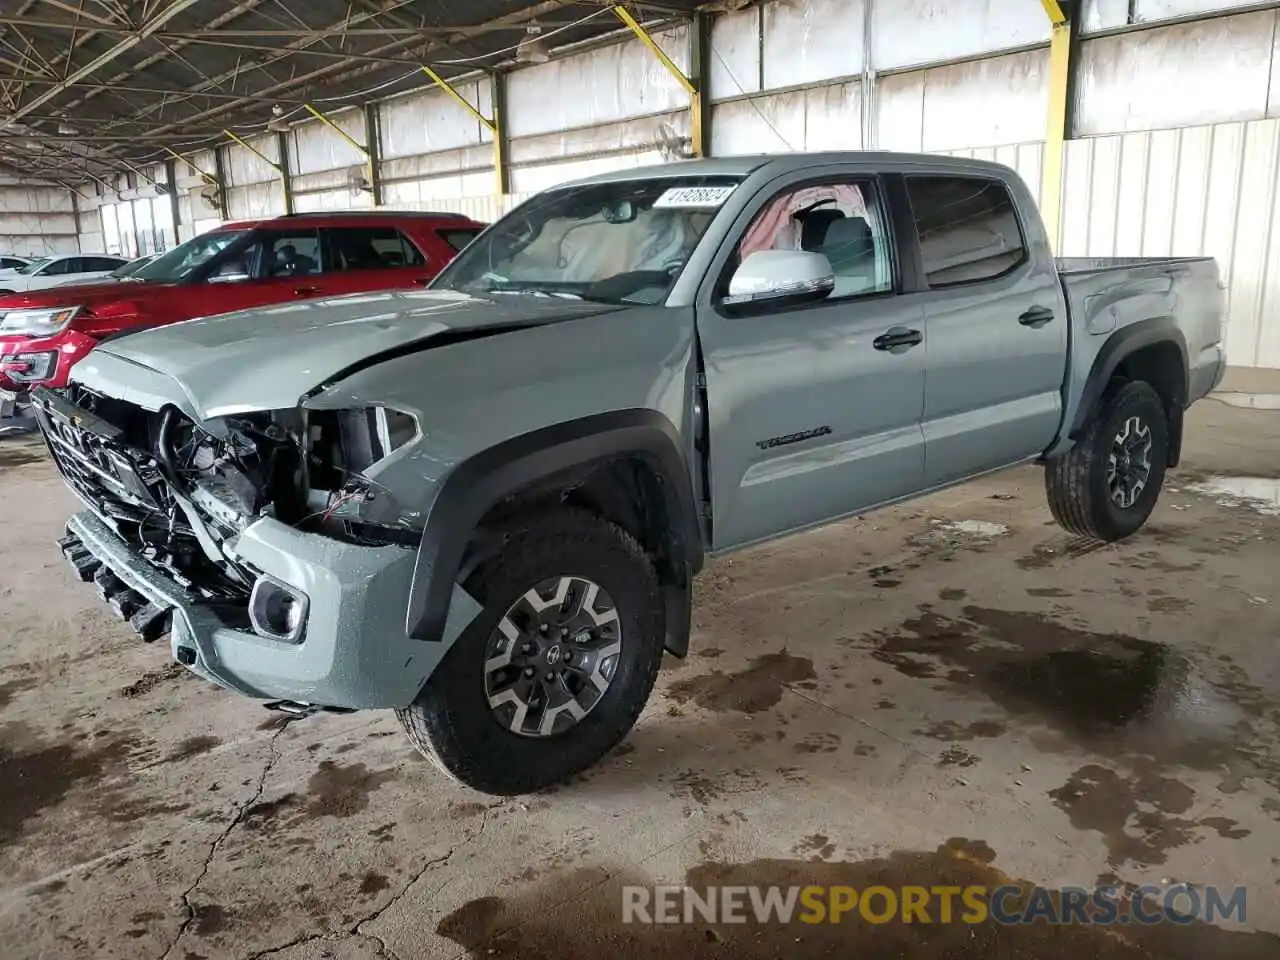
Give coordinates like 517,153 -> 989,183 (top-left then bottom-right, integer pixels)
1019,306 -> 1054,327
873,327 -> 923,352
293,286 -> 319,296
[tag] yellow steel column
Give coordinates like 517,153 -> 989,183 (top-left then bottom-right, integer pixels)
224,129 -> 291,214
612,5 -> 704,157
490,71 -> 511,195
1040,0 -> 1072,252
303,103 -> 375,194
421,65 -> 508,194
163,146 -> 217,187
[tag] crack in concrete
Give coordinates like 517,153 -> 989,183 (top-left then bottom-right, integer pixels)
158,718 -> 295,960
352,803 -> 499,959
248,802 -> 502,960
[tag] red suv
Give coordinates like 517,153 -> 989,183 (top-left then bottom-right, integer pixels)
0,210 -> 484,390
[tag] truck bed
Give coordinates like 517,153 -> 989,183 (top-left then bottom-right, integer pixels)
1053,256 -> 1225,440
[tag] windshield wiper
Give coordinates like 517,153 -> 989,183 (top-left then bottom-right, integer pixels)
483,287 -> 583,300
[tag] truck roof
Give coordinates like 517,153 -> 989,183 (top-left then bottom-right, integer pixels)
555,151 -> 1016,189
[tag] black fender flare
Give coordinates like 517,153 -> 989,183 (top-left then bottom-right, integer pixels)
1070,316 -> 1189,440
406,409 -> 703,643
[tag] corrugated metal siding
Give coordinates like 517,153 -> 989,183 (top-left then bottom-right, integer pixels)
712,82 -> 863,155
1081,0 -> 1268,32
0,184 -> 79,256
1074,10 -> 1279,136
870,0 -> 1048,71
1059,119 -> 1280,368
506,24 -> 692,139
403,194 -> 530,223
939,141 -> 1045,209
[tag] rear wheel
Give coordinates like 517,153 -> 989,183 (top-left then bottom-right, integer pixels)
396,507 -> 664,795
1045,380 -> 1169,542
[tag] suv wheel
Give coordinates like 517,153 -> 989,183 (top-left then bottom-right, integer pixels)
396,507 -> 664,795
1045,380 -> 1169,542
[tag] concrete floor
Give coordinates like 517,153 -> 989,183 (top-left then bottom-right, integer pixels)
2,399 -> 1280,960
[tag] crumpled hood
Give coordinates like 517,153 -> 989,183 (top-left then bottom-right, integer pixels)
74,289 -> 619,421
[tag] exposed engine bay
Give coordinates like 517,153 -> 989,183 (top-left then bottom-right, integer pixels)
33,383 -> 418,604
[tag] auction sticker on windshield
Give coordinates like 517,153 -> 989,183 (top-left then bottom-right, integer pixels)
654,185 -> 737,208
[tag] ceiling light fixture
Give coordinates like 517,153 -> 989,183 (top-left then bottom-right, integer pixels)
516,24 -> 550,64
266,104 -> 289,133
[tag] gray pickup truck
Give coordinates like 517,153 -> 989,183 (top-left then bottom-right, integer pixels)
32,152 -> 1225,795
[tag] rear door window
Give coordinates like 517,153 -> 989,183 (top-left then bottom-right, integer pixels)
438,227 -> 483,253
904,176 -> 1027,287
255,230 -> 323,278
326,226 -> 426,271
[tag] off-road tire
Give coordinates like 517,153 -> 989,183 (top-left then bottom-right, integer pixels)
396,507 -> 664,795
1045,379 -> 1169,542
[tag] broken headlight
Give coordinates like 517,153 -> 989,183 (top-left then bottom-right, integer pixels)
303,404 -> 422,545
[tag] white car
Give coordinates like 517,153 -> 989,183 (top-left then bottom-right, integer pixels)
0,254 -> 130,294
0,256 -> 31,272
59,253 -> 159,287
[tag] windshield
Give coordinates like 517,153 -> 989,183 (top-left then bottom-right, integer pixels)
131,230 -> 248,283
16,258 -> 51,275
112,255 -> 154,278
433,177 -> 742,305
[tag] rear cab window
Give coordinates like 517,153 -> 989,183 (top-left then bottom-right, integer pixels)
904,176 -> 1027,287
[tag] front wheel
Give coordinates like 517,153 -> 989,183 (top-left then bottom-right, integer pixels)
1045,380 -> 1169,542
396,507 -> 664,795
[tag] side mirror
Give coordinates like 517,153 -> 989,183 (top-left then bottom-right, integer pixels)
722,249 -> 835,311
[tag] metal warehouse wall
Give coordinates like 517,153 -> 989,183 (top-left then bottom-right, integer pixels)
59,0 -> 1280,369
0,176 -> 79,258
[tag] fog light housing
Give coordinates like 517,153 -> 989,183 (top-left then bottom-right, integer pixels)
248,575 -> 309,643
1,350 -> 57,382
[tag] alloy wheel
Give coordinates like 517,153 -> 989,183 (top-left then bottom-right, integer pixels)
482,575 -> 623,737
1106,414 -> 1153,509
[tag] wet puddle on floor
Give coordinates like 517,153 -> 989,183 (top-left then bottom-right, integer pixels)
1213,392 -> 1280,410
1185,476 -> 1280,516
437,838 -> 1280,959
869,606 -> 1279,866
872,607 -> 1271,784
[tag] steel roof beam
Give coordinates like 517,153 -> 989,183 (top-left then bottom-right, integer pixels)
3,0 -> 206,126
134,0 -> 575,141
80,0 -> 421,128
46,0 -> 272,116
4,76 -> 311,103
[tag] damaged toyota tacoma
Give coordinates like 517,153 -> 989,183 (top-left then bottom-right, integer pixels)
34,153 -> 1226,795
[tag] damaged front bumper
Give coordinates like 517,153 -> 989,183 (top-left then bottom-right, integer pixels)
61,508 -> 481,710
